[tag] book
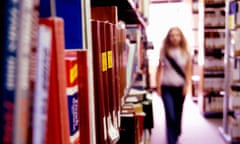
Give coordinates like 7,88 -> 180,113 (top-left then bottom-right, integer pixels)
91,20 -> 108,144
77,50 -> 91,144
106,22 -> 119,141
28,1 -> 40,143
39,0 -> 84,48
91,6 -> 118,24
65,52 -> 80,144
14,0 -> 36,143
32,20 -> 52,144
112,24 -> 121,128
55,0 -> 83,50
0,0 -> 21,143
44,17 -> 70,144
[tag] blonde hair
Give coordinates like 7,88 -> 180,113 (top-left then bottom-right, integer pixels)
160,27 -> 190,57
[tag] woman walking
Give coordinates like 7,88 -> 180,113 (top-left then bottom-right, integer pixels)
156,27 -> 192,144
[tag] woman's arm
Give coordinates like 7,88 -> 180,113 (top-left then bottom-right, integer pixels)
184,57 -> 192,96
156,62 -> 163,96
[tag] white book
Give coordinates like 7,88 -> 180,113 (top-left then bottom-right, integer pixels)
32,24 -> 52,144
14,0 -> 35,144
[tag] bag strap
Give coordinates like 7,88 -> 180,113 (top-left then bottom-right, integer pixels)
165,54 -> 185,79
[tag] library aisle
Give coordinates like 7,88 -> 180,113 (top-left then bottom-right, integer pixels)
150,93 -> 226,144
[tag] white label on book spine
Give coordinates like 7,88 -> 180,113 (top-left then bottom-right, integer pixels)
103,116 -> 107,140
33,25 -> 52,144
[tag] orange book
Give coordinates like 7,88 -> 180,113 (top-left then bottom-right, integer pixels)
77,50 -> 91,144
44,17 -> 70,144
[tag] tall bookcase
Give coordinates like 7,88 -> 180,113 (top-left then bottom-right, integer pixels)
203,0 -> 226,117
219,0 -> 240,143
90,0 -> 150,144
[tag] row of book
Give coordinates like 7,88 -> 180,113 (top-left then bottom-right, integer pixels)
91,6 -> 128,144
0,1 -> 146,144
0,0 -> 91,144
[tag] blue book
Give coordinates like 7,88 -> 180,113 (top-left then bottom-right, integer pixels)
0,0 -> 21,143
39,0 -> 83,50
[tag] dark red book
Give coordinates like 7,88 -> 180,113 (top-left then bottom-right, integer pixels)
44,17 -> 70,144
91,20 -> 108,144
77,50 -> 91,144
100,22 -> 114,143
112,23 -> 121,129
91,6 -> 118,24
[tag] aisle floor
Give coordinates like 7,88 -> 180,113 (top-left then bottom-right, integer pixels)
150,93 -> 226,144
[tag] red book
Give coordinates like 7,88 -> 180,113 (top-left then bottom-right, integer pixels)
100,22 -> 113,143
91,20 -> 108,144
77,50 -> 91,144
112,23 -> 121,129
105,22 -> 120,142
65,52 -> 79,144
43,17 -> 70,144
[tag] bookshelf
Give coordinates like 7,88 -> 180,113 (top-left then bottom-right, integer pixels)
91,0 -> 148,27
90,0 -> 152,144
219,1 -> 240,143
0,0 -> 151,143
203,0 -> 226,118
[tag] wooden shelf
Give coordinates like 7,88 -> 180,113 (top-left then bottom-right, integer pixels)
91,0 -> 147,27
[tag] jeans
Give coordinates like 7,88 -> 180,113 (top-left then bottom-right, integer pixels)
161,85 -> 185,144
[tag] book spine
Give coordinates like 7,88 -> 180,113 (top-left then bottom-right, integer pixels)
91,20 -> 107,144
28,1 -> 40,143
32,21 -> 52,144
0,0 -> 21,143
14,0 -> 35,143
100,22 -> 112,143
77,50 -> 91,144
46,17 -> 70,144
65,53 -> 79,144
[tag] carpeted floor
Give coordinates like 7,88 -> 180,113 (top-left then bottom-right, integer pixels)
150,92 -> 226,144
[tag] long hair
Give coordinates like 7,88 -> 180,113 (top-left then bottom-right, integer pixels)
160,27 -> 190,57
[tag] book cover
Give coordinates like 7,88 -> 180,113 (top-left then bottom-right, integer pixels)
14,0 -> 36,143
65,52 -> 79,144
91,20 -> 108,144
44,17 -> 70,144
0,0 -> 21,143
32,20 -> 52,144
77,50 -> 91,144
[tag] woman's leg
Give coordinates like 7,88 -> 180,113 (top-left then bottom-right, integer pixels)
161,86 -> 178,144
172,87 -> 185,137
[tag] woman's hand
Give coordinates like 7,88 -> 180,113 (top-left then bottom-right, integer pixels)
156,87 -> 161,96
